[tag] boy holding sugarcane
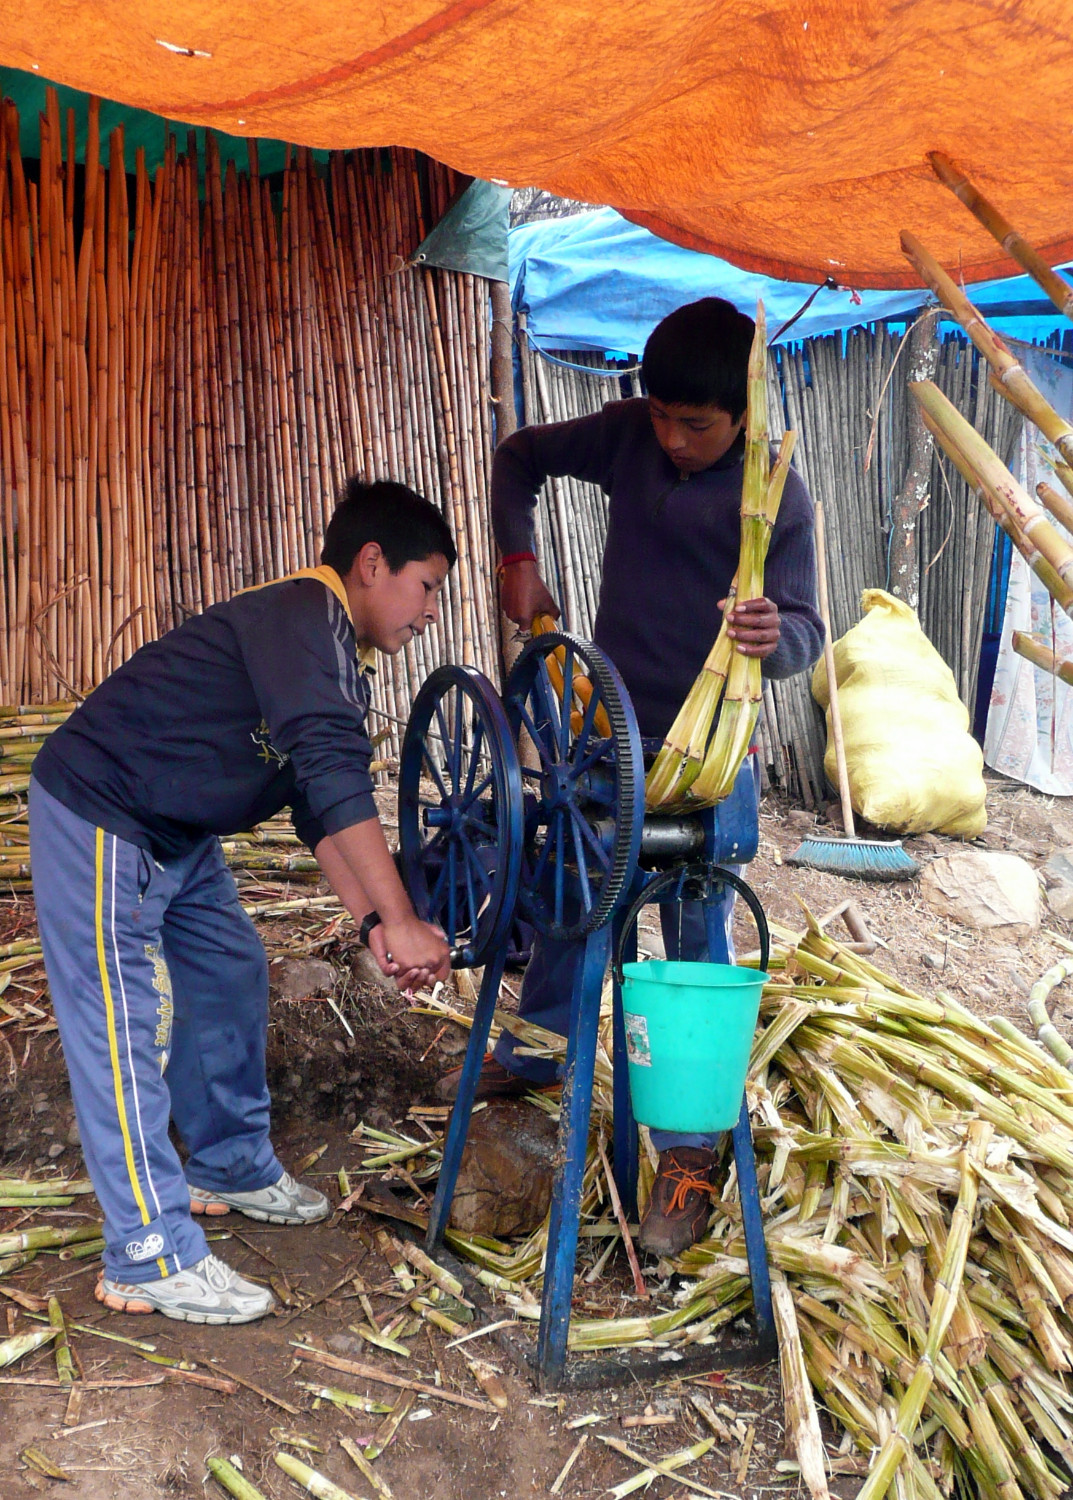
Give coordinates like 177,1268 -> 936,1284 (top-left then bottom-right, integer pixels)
30,479 -> 453,1323
438,298 -> 823,1256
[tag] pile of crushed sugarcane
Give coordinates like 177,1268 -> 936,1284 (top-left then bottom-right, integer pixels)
400,921 -> 1073,1500
8,917 -> 1073,1496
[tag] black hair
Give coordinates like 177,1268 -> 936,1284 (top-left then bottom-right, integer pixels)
321,478 -> 457,575
641,297 -> 755,419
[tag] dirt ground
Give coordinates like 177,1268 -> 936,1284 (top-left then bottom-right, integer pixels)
2,773 -> 1073,1500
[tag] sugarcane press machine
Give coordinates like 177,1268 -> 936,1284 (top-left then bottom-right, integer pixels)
396,631 -> 775,1388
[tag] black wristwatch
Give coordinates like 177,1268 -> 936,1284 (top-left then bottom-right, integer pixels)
358,910 -> 383,947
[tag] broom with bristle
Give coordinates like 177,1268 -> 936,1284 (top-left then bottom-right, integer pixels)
787,500 -> 918,881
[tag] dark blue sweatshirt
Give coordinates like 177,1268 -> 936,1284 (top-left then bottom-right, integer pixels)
33,570 -> 377,860
492,398 -> 824,738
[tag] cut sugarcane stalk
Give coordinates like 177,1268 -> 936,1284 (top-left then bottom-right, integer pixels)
1037,479 -> 1073,538
339,1437 -> 393,1500
273,1453 -> 361,1500
644,579 -> 737,804
912,380 -> 1073,612
364,1390 -> 416,1460
415,914 -> 1073,1494
0,1251 -> 37,1275
0,1177 -> 93,1196
771,1275 -> 830,1500
850,1122 -> 990,1500
531,613 -> 612,737
207,1456 -> 270,1500
47,1296 -> 75,1384
0,1222 -> 103,1256
1013,632 -> 1073,685
0,1325 -> 57,1369
923,422 -> 1073,613
296,1383 -> 393,1416
600,1435 -> 719,1499
928,152 -> 1073,324
689,428 -> 796,805
902,229 -> 1073,479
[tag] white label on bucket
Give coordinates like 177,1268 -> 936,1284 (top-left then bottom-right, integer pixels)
624,1012 -> 652,1068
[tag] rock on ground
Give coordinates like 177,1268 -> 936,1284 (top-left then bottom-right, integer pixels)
268,957 -> 339,1000
1043,849 -> 1073,920
920,851 -> 1040,939
450,1098 -> 558,1238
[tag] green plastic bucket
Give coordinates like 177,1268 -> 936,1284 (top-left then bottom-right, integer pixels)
620,960 -> 768,1132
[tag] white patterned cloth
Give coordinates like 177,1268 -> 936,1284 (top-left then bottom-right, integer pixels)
984,347 -> 1073,795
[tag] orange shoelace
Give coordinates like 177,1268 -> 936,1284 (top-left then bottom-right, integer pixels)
661,1165 -> 717,1214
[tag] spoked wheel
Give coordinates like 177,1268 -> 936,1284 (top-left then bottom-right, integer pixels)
504,632 -> 643,941
398,666 -> 523,969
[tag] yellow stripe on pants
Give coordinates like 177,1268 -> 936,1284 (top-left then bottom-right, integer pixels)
94,827 -> 169,1279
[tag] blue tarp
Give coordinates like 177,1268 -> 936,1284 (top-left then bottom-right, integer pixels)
511,208 -> 1073,356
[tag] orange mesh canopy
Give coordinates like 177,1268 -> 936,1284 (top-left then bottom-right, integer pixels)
5,1 -> 1070,288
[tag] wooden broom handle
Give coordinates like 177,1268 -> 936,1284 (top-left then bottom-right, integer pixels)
813,501 -> 856,838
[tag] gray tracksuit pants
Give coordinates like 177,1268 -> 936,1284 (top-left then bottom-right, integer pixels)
29,778 -> 282,1284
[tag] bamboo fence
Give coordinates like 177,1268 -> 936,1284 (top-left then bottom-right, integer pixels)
0,93 -> 501,759
517,327 -> 1022,806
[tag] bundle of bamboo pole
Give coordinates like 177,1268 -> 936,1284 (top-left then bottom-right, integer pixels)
902,157 -> 1073,693
0,93 -> 502,763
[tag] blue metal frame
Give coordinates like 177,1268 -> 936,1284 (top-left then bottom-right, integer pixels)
400,655 -> 776,1387
425,945 -> 509,1249
607,858 -> 775,1373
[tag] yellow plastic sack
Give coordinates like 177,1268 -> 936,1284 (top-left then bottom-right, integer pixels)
811,589 -> 987,838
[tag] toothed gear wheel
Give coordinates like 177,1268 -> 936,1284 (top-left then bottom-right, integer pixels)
504,632 -> 643,940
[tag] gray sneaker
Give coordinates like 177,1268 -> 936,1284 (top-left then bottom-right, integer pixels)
188,1169 -> 330,1225
96,1254 -> 274,1324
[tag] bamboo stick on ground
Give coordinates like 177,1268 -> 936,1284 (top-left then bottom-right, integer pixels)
771,1274 -> 830,1499
47,1294 -> 75,1384
291,1344 -> 496,1412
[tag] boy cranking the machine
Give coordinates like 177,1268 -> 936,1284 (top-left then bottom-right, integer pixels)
437,297 -> 824,1257
30,479 -> 453,1324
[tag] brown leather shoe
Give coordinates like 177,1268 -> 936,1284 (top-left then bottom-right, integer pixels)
637,1146 -> 717,1258
433,1055 -> 533,1103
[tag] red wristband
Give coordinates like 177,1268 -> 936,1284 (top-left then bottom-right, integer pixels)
497,551 -> 537,575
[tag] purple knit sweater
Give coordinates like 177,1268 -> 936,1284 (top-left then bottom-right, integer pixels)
492,398 -> 824,739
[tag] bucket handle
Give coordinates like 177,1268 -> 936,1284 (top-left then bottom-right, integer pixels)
611,863 -> 770,985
